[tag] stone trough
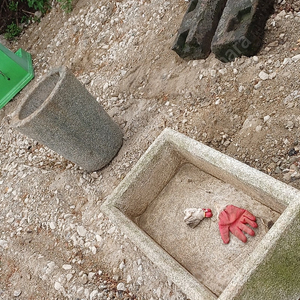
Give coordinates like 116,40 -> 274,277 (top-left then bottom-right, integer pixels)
101,128 -> 300,300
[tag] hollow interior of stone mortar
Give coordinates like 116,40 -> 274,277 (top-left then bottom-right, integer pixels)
115,145 -> 284,296
19,72 -> 60,120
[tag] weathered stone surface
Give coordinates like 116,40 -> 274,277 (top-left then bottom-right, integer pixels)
102,128 -> 300,300
231,205 -> 300,300
211,0 -> 275,62
11,66 -> 123,172
172,0 -> 227,60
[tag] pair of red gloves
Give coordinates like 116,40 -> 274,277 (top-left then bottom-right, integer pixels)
202,205 -> 258,244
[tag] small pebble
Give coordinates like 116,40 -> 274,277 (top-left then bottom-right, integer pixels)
77,226 -> 87,237
259,71 -> 269,81
54,282 -> 62,291
90,290 -> 98,299
292,54 -> 300,62
81,273 -> 88,284
13,290 -> 22,297
62,264 -> 72,270
117,282 -> 126,291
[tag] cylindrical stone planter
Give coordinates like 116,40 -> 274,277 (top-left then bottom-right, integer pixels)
11,66 -> 123,172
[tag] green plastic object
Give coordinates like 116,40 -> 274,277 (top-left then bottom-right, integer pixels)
0,43 -> 34,109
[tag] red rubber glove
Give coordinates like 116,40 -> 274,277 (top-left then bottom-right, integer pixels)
203,208 -> 213,218
218,205 -> 258,244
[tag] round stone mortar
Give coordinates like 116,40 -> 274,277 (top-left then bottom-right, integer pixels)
11,66 -> 123,172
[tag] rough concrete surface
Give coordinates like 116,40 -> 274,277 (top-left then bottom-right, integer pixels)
102,128 -> 300,300
137,163 -> 279,296
11,66 -> 123,172
1,0 -> 300,299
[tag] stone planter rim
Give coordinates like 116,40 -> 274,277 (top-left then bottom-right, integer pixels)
11,66 -> 66,128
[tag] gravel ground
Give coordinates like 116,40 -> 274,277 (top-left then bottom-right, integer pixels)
1,0 -> 300,299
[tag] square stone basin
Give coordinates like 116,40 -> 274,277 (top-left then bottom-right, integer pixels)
101,128 -> 300,300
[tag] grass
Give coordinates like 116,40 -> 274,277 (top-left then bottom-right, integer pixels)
1,0 -> 73,40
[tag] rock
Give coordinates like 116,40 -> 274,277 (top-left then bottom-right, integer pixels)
113,275 -> 120,281
274,60 -> 281,68
172,0 -> 228,59
90,290 -> 98,300
107,226 -> 116,234
49,222 -> 56,230
283,172 -> 292,182
54,282 -> 62,291
288,148 -> 299,156
13,290 -> 22,297
127,275 -> 132,283
290,164 -> 299,172
256,125 -> 262,132
277,10 -> 286,18
119,260 -> 126,270
283,57 -> 292,65
88,272 -> 95,280
66,273 -> 73,282
99,284 -> 107,291
268,72 -> 277,79
239,85 -> 245,93
91,172 -> 99,179
77,226 -> 87,237
286,121 -> 294,130
219,68 -> 228,75
0,35 -> 10,48
81,273 -> 88,284
268,41 -> 279,47
292,54 -> 300,62
117,282 -> 126,291
95,234 -> 102,242
90,246 -> 97,254
211,0 -> 275,62
259,71 -> 269,80
34,11 -> 42,19
0,240 -> 8,249
254,81 -> 262,89
7,217 -> 14,224
62,264 -> 72,270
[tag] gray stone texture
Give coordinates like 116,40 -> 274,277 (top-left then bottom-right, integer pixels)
102,128 -> 300,300
172,0 -> 228,60
232,203 -> 300,300
211,0 -> 275,62
12,66 -> 123,172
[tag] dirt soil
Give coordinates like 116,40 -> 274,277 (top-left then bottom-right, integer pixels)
1,0 -> 300,299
